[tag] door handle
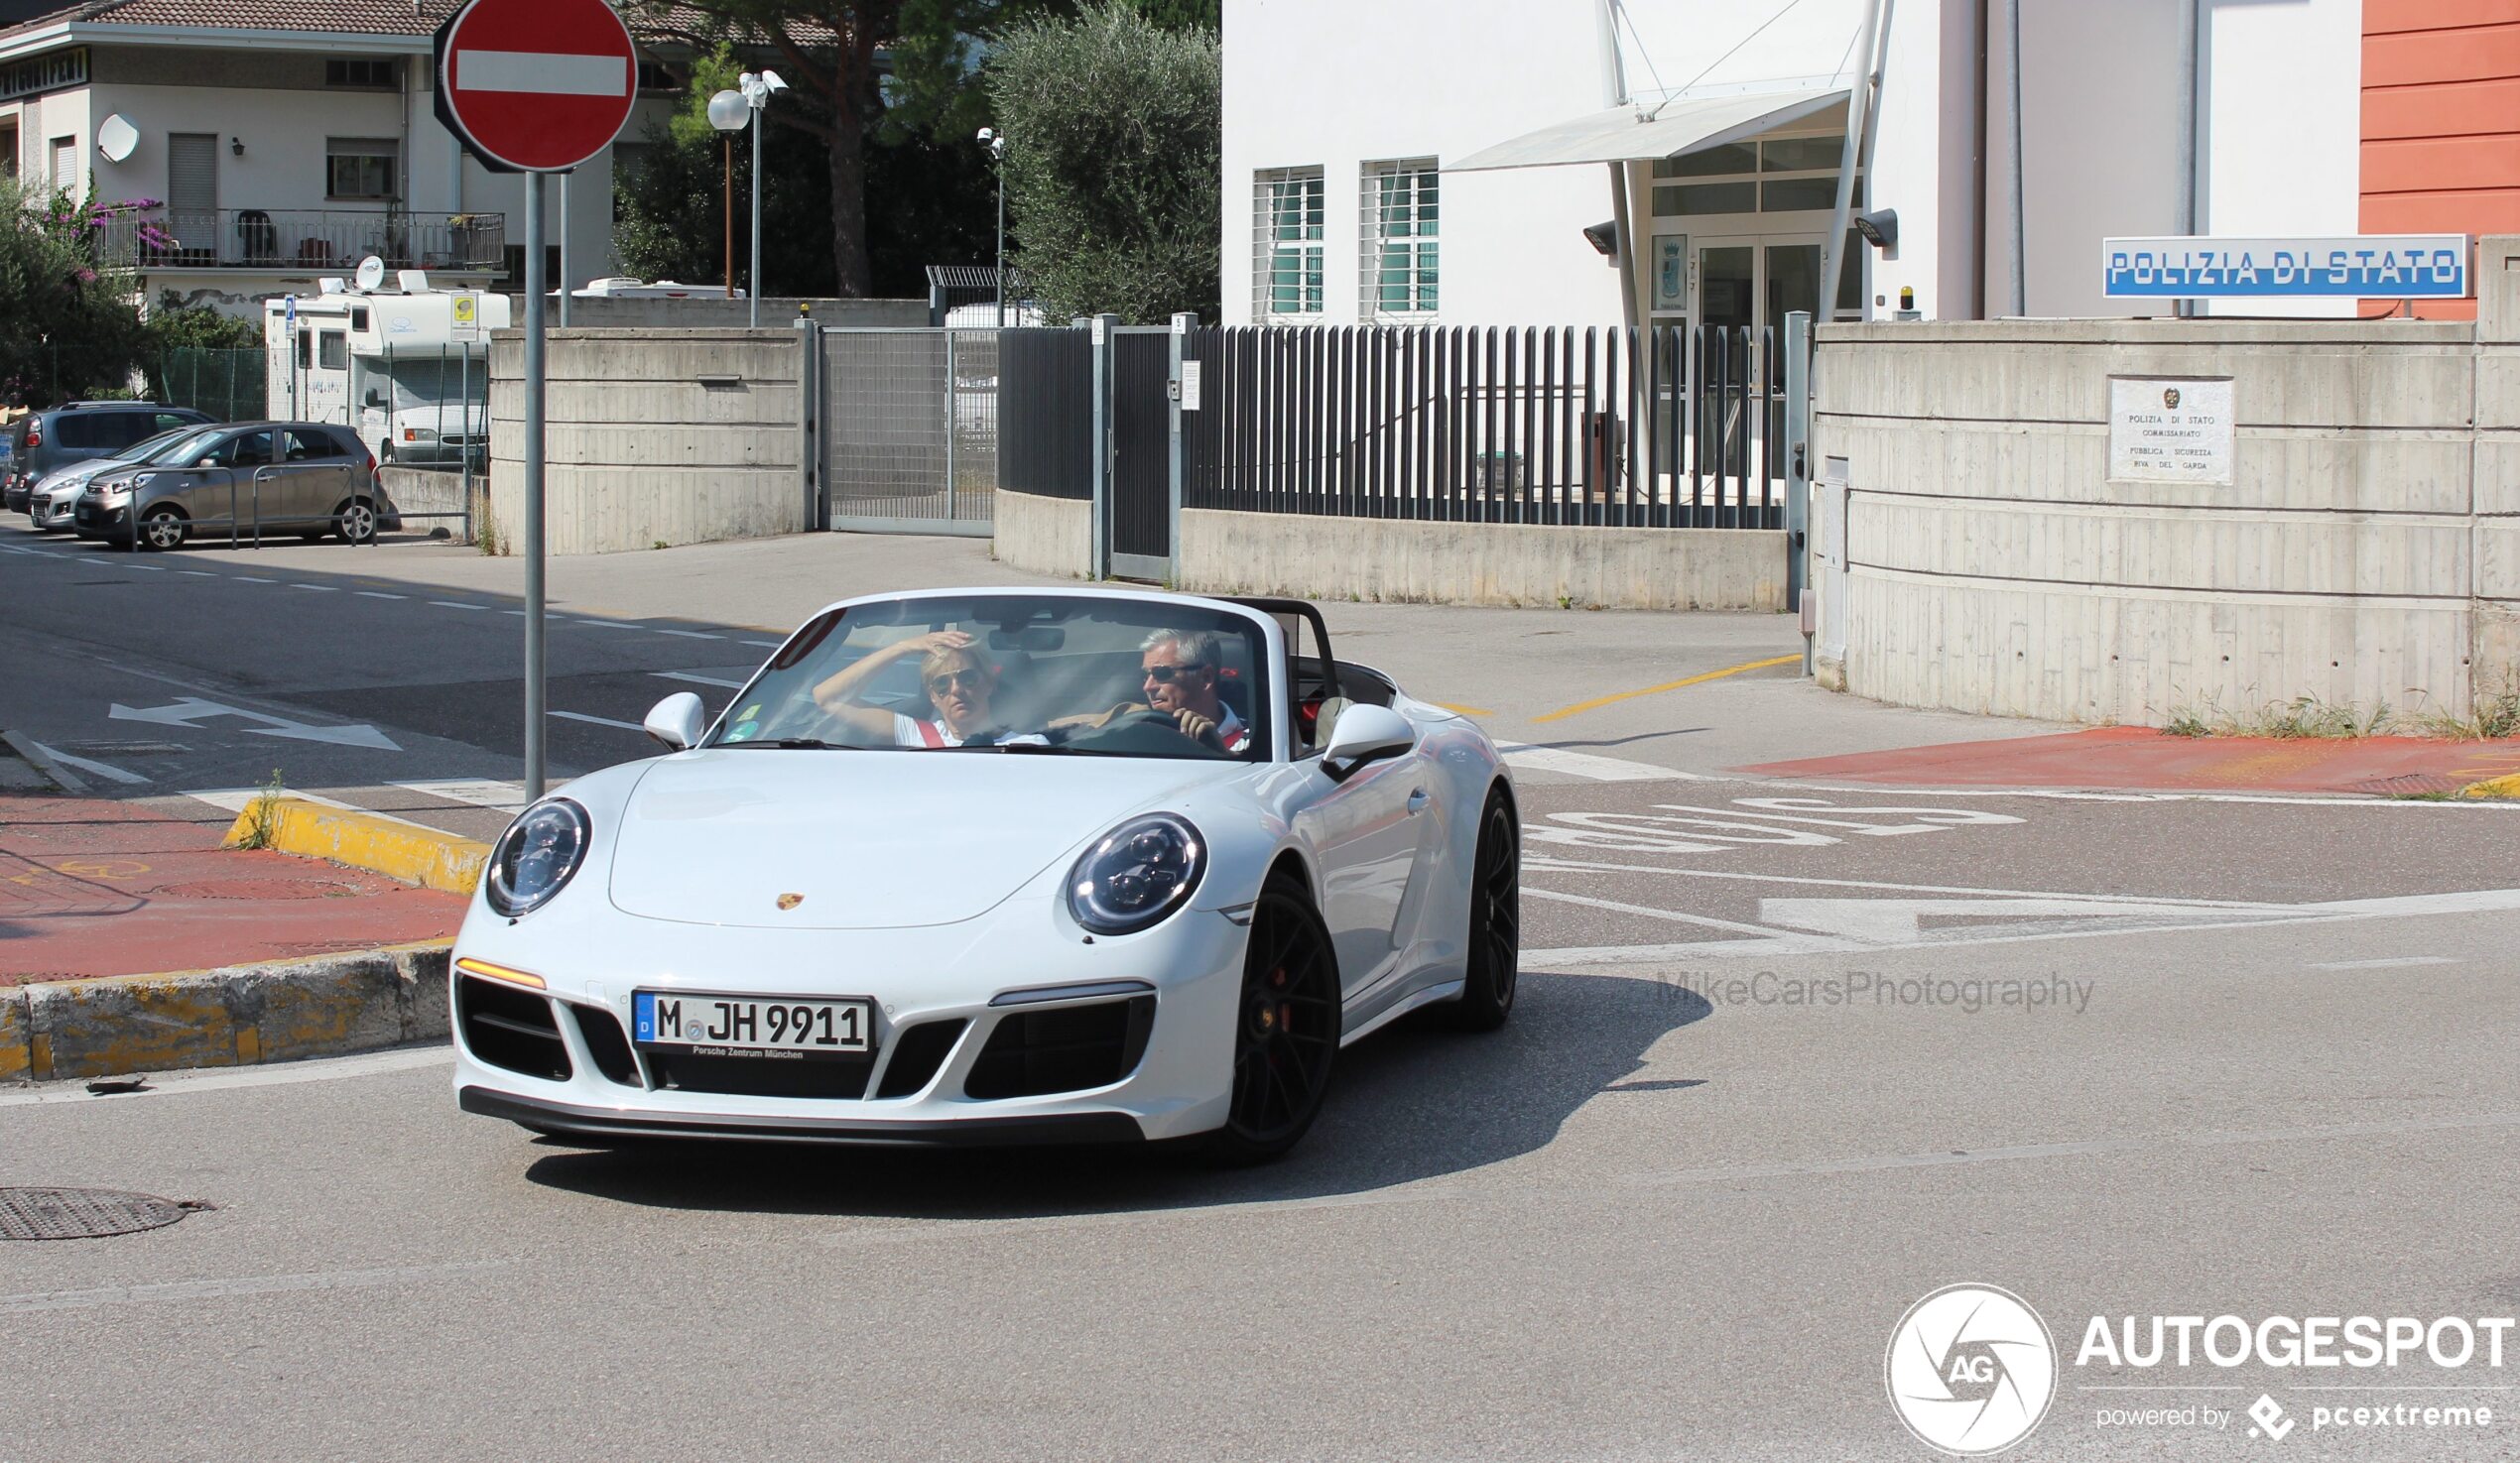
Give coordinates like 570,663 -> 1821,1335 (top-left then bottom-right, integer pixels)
1406,788 -> 1429,813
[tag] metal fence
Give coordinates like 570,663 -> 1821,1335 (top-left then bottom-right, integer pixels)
1186,323 -> 1784,529
151,347 -> 266,422
820,327 -> 1001,535
96,209 -> 507,273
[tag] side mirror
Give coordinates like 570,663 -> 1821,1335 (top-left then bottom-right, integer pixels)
1321,703 -> 1414,782
643,691 -> 707,751
362,389 -> 382,408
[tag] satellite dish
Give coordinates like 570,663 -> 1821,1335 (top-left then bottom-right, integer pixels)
95,115 -> 139,164
354,255 -> 387,293
395,269 -> 434,293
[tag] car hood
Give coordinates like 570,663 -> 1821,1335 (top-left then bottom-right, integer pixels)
606,749 -> 1245,929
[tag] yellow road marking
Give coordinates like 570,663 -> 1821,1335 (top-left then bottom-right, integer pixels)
1531,654 -> 1803,724
1429,701 -> 1495,717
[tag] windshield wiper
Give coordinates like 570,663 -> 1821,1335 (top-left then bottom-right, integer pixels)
716,737 -> 849,750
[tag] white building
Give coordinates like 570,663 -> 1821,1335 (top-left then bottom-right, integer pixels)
1221,0 -> 2367,334
0,0 -> 672,315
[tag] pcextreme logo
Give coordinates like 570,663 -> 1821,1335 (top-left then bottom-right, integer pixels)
1885,1283 -> 2059,1456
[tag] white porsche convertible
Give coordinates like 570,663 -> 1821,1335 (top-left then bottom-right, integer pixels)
451,588 -> 1520,1161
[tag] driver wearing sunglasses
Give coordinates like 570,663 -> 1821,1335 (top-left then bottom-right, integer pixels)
811,629 -> 1042,747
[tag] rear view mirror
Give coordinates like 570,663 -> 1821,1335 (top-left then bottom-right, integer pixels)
644,691 -> 707,751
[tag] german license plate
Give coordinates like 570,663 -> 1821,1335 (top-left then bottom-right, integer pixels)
632,991 -> 873,1060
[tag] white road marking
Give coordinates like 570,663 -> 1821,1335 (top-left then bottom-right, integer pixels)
1521,855 -> 2304,909
653,670 -> 746,689
551,709 -> 647,732
237,575 -> 275,583
1617,1110 -> 2520,1189
178,569 -> 217,577
743,639 -> 782,649
1526,887 -> 1828,941
502,609 -> 526,616
653,629 -> 722,641
120,563 -> 165,571
27,742 -> 148,786
355,590 -> 407,600
388,779 -> 537,815
572,620 -> 642,631
185,786 -> 370,817
0,1259 -> 517,1314
1496,741 -> 1701,782
429,600 -> 489,611
291,582 -> 337,591
1735,777 -> 2520,809
110,695 -> 399,751
2309,956 -> 2458,970
0,1045 -> 450,1107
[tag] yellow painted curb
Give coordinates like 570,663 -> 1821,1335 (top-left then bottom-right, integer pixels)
2,940 -> 453,1085
226,796 -> 490,896
2457,774 -> 2520,800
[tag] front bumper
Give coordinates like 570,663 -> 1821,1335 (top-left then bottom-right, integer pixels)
449,892 -> 1249,1146
460,1086 -> 1144,1146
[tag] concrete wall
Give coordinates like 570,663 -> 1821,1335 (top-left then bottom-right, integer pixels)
1180,509 -> 1786,610
485,328 -> 806,555
991,488 -> 1090,580
519,298 -> 930,329
378,465 -> 473,541
1816,235 -> 2520,724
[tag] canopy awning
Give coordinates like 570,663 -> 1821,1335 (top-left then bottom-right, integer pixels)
1449,86 -> 1850,173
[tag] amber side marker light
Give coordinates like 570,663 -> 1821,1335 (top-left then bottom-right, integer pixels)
455,956 -> 547,990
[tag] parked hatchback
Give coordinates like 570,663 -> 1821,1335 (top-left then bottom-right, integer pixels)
78,423 -> 396,549
25,426 -> 218,533
7,403 -> 213,512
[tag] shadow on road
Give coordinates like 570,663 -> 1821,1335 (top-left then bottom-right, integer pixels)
520,969 -> 1710,1218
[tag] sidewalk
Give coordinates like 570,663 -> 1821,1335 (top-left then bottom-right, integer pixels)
1742,727 -> 2520,797
1,791 -> 465,982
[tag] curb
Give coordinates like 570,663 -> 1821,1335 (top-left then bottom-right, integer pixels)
1,728 -> 86,793
226,795 -> 491,896
2459,774 -> 2520,800
0,941 -> 451,1085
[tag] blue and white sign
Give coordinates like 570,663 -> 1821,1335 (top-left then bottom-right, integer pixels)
2102,235 -> 2469,299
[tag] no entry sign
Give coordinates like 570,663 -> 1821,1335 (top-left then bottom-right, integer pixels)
435,0 -> 637,173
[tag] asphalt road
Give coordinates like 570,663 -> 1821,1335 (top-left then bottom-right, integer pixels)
6,522 -> 2520,1460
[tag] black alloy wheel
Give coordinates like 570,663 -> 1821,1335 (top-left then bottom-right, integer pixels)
1206,880 -> 1340,1163
1446,792 -> 1520,1031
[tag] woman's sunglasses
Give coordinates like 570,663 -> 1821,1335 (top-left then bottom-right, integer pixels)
1142,663 -> 1208,684
926,670 -> 988,695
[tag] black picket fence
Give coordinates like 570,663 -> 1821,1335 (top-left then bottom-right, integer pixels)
1184,324 -> 1786,530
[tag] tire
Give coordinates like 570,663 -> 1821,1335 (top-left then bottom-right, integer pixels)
1200,878 -> 1340,1164
1443,789 -> 1520,1032
137,506 -> 187,551
332,497 -> 379,545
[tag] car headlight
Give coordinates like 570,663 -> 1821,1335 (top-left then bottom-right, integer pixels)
1067,813 -> 1204,934
484,798 -> 590,916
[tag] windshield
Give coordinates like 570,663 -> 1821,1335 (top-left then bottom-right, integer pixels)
709,594 -> 1271,759
382,357 -> 465,412
116,427 -> 207,464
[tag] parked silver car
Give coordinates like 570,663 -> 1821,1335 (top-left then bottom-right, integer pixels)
25,426 -> 219,533
76,423 -> 396,549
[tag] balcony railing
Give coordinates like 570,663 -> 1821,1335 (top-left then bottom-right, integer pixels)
96,209 -> 508,273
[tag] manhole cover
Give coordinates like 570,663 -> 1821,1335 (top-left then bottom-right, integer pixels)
155,878 -> 361,901
0,1187 -> 206,1241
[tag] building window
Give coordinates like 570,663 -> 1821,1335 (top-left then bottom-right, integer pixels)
1360,159 -> 1438,319
636,61 -> 677,92
50,135 -> 74,195
325,137 -> 398,199
324,58 -> 398,88
1650,135 -> 1859,218
1253,168 -> 1323,318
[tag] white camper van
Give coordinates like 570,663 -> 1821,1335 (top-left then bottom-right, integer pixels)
263,271 -> 513,466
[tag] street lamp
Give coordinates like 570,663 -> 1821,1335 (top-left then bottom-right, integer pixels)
706,88 -> 747,304
978,126 -> 1008,325
738,69 -> 787,326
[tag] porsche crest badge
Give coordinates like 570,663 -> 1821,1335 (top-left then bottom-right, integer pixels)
777,893 -> 804,911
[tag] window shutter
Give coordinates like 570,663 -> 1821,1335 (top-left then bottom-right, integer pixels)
167,134 -> 218,216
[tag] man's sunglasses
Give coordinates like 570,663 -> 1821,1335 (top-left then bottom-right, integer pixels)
926,670 -> 988,694
1142,663 -> 1208,684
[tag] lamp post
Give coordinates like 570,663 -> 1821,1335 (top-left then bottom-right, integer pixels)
978,127 -> 1008,325
706,87 -> 746,301
736,70 -> 788,326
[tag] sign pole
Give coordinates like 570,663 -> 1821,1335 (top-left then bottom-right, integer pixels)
524,170 -> 548,798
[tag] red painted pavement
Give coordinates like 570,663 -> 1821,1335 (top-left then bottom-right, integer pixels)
0,793 -> 465,984
1740,727 -> 2520,796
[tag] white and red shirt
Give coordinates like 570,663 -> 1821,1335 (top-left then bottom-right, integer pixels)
1214,707 -> 1251,753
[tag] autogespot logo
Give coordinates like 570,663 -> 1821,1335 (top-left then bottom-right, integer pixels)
1887,1284 -> 2059,1455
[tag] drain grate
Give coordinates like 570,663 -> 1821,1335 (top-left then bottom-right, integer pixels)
0,1187 -> 208,1241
